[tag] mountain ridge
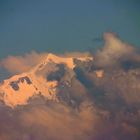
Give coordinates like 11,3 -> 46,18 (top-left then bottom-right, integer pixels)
0,53 -> 93,107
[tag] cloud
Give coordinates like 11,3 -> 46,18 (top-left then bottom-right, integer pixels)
0,51 -> 48,74
87,33 -> 140,105
0,100 -> 102,140
93,32 -> 136,68
72,32 -> 140,140
19,101 -> 100,140
0,32 -> 140,140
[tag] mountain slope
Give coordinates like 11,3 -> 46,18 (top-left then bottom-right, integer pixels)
0,53 -> 93,107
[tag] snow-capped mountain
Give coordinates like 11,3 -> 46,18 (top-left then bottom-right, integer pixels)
0,53 -> 93,107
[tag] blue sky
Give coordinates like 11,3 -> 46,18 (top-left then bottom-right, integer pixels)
0,0 -> 140,58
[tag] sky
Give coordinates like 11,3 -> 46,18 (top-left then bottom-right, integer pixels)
0,0 -> 140,58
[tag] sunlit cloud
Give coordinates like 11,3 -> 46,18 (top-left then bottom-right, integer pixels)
0,32 -> 140,140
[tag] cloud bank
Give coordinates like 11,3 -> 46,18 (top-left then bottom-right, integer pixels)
0,32 -> 140,140
0,51 -> 48,74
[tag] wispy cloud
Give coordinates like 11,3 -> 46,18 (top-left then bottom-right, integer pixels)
0,51 -> 48,74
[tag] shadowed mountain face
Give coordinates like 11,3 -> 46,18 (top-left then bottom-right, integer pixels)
47,64 -> 65,82
0,33 -> 140,140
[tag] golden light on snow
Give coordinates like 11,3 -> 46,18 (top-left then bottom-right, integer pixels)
95,70 -> 104,78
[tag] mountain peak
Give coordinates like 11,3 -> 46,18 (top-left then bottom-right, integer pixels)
0,53 -> 93,107
32,53 -> 93,72
45,53 -> 76,69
